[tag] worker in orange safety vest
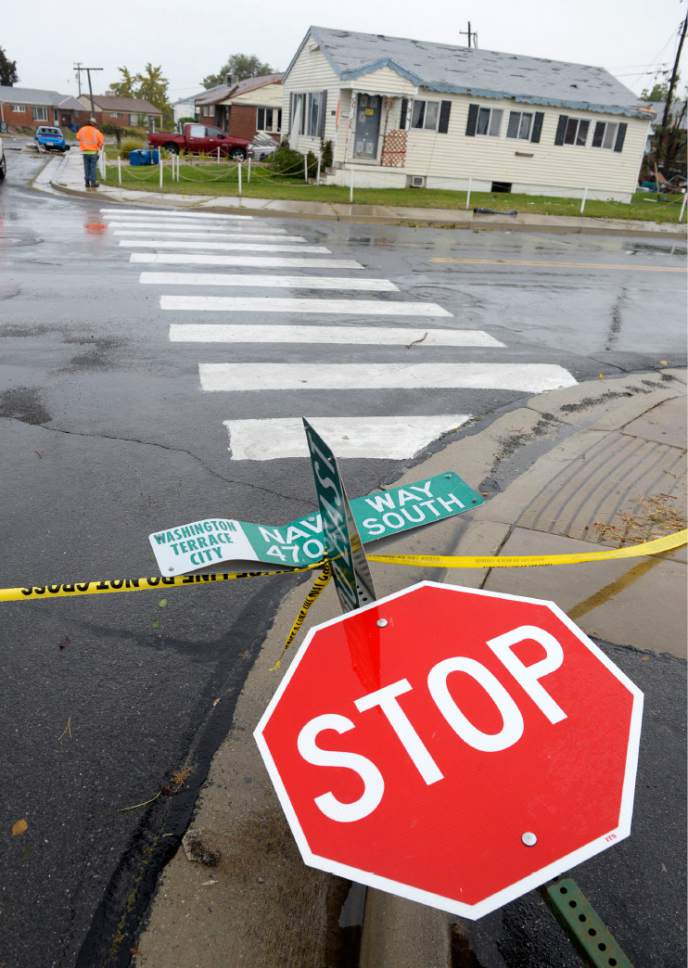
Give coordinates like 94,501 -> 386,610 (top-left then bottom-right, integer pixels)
76,117 -> 105,190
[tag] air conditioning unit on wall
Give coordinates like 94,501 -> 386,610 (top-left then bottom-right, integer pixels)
409,175 -> 426,188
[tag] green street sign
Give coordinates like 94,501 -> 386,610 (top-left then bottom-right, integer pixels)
303,418 -> 375,612
149,473 -> 483,577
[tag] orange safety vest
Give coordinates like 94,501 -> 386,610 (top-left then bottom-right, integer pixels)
76,125 -> 104,153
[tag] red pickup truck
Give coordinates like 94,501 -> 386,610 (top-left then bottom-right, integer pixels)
148,123 -> 251,159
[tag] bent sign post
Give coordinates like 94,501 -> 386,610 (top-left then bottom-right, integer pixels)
255,582 -> 643,920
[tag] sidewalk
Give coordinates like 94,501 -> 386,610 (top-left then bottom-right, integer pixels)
44,151 -> 687,237
133,369 -> 686,968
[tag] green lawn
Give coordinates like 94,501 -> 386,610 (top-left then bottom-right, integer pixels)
102,161 -> 686,224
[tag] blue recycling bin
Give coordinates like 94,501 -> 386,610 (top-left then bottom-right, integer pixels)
128,148 -> 160,166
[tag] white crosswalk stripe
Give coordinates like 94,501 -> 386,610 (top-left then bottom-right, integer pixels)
144,272 -> 398,291
130,253 -> 364,269
169,324 -> 503,346
120,240 -> 330,253
101,207 -> 253,219
224,416 -> 474,461
106,204 -> 577,461
161,295 -> 452,316
200,363 -> 577,393
114,230 -> 308,241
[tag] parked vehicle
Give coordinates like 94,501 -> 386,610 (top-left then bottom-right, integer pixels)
251,131 -> 279,161
0,138 -> 6,182
34,126 -> 70,152
148,123 -> 251,160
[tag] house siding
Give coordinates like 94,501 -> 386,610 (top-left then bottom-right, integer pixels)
282,47 -> 341,153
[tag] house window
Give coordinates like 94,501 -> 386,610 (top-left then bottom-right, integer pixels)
129,114 -> 139,125
110,112 -> 120,119
507,111 -> 533,140
32,106 -> 49,121
555,115 -> 590,147
592,120 -> 627,152
476,106 -> 503,136
409,99 -> 452,133
201,105 -> 214,118
11,104 -> 25,113
257,107 -> 275,131
290,92 -> 326,137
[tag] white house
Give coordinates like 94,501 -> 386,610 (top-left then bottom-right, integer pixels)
282,27 -> 653,201
172,95 -> 202,125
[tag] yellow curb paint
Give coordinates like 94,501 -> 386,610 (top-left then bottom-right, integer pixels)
431,257 -> 686,273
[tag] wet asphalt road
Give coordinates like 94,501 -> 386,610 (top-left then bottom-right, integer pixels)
1,149 -> 686,968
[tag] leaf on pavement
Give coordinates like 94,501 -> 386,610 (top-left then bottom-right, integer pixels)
11,818 -> 28,837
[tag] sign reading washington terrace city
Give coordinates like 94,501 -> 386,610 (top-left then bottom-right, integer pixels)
303,418 -> 376,612
149,472 -> 483,576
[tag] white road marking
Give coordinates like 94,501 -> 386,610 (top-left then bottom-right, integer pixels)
170,324 -> 502,346
130,253 -> 364,269
161,296 -> 452,316
144,272 -> 397,291
200,363 -> 577,393
224,416 -> 473,460
100,208 -> 253,219
119,240 -> 330,253
114,230 -> 307,242
106,221 -> 287,234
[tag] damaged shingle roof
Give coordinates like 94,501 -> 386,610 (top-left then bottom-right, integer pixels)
294,26 -> 647,118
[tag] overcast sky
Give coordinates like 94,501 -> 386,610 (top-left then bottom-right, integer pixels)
5,0 -> 687,103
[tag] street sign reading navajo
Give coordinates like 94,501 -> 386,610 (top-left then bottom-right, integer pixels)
303,418 -> 375,612
255,583 -> 644,919
149,471 -> 482,576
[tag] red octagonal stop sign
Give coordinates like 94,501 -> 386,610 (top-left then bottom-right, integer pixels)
255,582 -> 643,918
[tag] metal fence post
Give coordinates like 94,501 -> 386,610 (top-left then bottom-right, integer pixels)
217,146 -> 221,163
679,191 -> 687,222
248,155 -> 252,183
117,157 -> 122,186
316,154 -> 321,185
466,176 -> 472,210
349,166 -> 354,203
238,161 -> 242,197
159,153 -> 163,190
304,154 -> 308,183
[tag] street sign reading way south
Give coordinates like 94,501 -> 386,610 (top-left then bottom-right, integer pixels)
149,471 -> 482,576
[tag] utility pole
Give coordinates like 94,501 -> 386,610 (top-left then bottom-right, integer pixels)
73,65 -> 103,115
74,61 -> 83,96
460,21 -> 477,49
658,15 -> 687,168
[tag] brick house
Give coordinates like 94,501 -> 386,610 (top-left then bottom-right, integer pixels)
195,75 -> 283,140
78,94 -> 162,130
0,86 -> 88,130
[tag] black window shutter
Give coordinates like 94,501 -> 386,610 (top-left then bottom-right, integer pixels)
438,100 -> 452,134
592,122 -> 604,147
614,122 -> 627,153
399,98 -> 408,130
554,115 -> 568,146
318,90 -> 328,137
531,112 -> 544,143
465,103 -> 478,136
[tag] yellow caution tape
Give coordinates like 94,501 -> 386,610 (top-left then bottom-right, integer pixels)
0,564 -> 320,604
0,530 -> 684,604
271,564 -> 332,672
368,529 -> 687,569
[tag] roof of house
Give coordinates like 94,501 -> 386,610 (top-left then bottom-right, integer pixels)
287,26 -> 649,118
0,85 -> 83,110
88,94 -> 162,113
196,74 -> 282,106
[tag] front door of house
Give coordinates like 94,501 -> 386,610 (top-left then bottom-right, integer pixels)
354,94 -> 382,160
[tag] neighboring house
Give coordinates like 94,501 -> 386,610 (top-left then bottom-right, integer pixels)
195,75 -> 283,138
78,94 -> 162,130
0,85 -> 87,130
216,74 -> 283,141
282,26 -> 652,201
644,99 -> 687,153
172,94 -> 202,125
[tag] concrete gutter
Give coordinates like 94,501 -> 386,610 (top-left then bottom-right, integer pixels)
133,368 -> 686,968
42,152 -> 688,238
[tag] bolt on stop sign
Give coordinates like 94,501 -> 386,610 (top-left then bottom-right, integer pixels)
255,582 -> 643,919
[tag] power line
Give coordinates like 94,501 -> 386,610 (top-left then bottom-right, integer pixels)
73,65 -> 103,115
459,21 -> 478,49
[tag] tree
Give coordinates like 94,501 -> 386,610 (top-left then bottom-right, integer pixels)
0,46 -> 18,86
641,80 -> 670,102
107,64 -> 173,128
202,54 -> 274,90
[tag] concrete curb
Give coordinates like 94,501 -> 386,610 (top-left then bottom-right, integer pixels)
46,171 -> 688,238
133,368 -> 686,968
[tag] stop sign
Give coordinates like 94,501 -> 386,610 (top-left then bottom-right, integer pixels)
255,581 -> 643,919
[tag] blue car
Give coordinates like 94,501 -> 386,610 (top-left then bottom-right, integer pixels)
34,125 -> 70,152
